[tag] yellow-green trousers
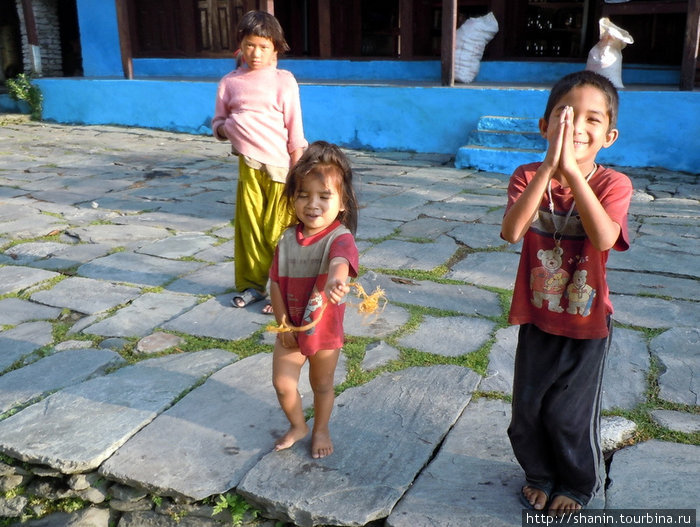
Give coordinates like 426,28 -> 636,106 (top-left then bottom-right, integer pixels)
234,158 -> 294,293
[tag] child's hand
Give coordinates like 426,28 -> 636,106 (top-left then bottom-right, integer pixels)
542,107 -> 567,175
325,279 -> 349,305
558,106 -> 581,183
278,331 -> 297,349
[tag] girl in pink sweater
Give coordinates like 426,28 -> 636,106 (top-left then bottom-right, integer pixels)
212,10 -> 307,313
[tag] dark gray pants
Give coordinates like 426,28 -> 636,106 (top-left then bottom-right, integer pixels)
508,321 -> 611,505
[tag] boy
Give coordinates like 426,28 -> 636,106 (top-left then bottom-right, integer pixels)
501,70 -> 633,514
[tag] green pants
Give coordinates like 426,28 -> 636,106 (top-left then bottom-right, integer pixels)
234,158 -> 294,293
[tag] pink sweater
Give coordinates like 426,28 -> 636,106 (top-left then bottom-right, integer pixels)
212,66 -> 307,169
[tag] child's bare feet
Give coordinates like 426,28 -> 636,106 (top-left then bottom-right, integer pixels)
311,429 -> 333,459
522,486 -> 548,510
274,423 -> 309,451
549,494 -> 582,515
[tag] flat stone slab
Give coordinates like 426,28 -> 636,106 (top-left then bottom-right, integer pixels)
0,348 -> 125,414
165,261 -> 235,296
611,294 -> 700,329
81,292 -> 199,337
601,416 -> 637,453
4,242 -> 112,272
0,321 -> 54,372
0,266 -> 60,295
360,236 -> 458,271
606,440 -> 700,510
0,298 -> 62,325
358,271 -> 501,317
607,270 -> 700,301
479,325 -> 518,394
609,245 -> 698,279
602,328 -> 650,410
77,252 -> 204,287
651,327 -> 700,405
239,365 -> 482,527
361,341 -> 400,371
387,398 -> 523,527
30,276 -> 142,315
0,350 -> 235,473
136,233 -> 217,259
100,353 -> 299,501
66,224 -> 171,246
163,294 -> 267,340
343,302 -> 410,339
397,315 -> 495,358
650,410 -> 700,434
448,222 -> 509,250
447,251 -> 521,291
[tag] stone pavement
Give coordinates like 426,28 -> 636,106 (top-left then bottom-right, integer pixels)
0,119 -> 698,526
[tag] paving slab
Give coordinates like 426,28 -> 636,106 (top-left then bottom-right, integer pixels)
77,252 -> 204,287
606,440 -> 700,511
81,291 -> 199,338
358,271 -> 502,317
360,235 -> 458,271
447,251 -> 521,291
387,398 -> 523,527
0,350 -> 235,473
100,353 -> 297,501
0,265 -> 60,295
0,321 -> 54,372
238,365 -> 482,527
163,294 -> 267,340
361,341 -> 401,371
607,270 -> 700,301
30,276 -> 142,315
65,224 -> 171,246
650,410 -> 700,434
611,294 -> 700,329
480,325 -> 518,394
602,328 -> 650,411
165,261 -> 235,296
136,233 -> 218,259
650,327 -> 700,406
0,298 -> 62,325
398,315 -> 495,358
448,221 -> 509,250
609,245 -> 698,279
0,348 -> 124,414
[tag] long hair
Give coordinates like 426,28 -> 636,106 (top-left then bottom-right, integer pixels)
285,141 -> 359,235
236,10 -> 289,54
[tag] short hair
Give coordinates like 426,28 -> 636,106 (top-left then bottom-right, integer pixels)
544,70 -> 619,130
285,141 -> 359,235
236,10 -> 289,54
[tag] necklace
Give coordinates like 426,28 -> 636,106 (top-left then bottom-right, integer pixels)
547,164 -> 597,247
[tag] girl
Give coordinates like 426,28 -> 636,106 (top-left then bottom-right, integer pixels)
212,10 -> 307,314
269,141 -> 359,459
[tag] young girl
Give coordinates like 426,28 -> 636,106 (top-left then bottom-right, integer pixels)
212,10 -> 307,313
269,141 -> 359,459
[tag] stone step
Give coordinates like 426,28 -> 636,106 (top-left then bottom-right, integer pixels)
238,365 -> 482,527
455,145 -> 542,174
0,350 -> 235,473
477,116 -> 541,133
471,129 -> 546,150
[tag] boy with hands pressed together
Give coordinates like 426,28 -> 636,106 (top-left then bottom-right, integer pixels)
501,71 -> 633,515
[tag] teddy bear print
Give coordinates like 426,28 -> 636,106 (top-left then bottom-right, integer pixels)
530,247 -> 569,313
566,269 -> 596,316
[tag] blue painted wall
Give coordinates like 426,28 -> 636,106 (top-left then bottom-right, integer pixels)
11,0 -> 699,173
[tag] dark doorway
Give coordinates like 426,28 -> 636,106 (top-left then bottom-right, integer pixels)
0,0 -> 23,79
58,0 -> 83,76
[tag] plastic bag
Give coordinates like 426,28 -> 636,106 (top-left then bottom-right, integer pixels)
585,17 -> 633,88
454,12 -> 499,84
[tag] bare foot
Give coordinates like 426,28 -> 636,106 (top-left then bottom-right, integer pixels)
274,423 -> 309,451
311,429 -> 333,459
548,494 -> 582,515
523,486 -> 548,511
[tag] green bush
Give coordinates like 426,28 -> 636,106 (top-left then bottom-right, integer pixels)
5,73 -> 43,120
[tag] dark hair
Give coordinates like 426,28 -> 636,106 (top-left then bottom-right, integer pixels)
544,70 -> 619,130
236,10 -> 289,54
285,141 -> 359,235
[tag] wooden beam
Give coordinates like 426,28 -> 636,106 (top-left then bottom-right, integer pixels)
20,0 -> 42,74
318,0 -> 331,58
441,0 -> 456,86
114,0 -> 133,79
258,0 -> 274,15
399,0 -> 413,59
681,0 -> 700,90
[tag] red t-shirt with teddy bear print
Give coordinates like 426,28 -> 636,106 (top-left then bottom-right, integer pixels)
505,162 -> 632,339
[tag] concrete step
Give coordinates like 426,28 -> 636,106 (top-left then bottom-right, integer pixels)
471,129 -> 546,150
455,144 -> 542,174
477,115 -> 541,133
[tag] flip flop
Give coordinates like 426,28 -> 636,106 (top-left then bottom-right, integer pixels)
519,485 -> 549,511
231,288 -> 266,308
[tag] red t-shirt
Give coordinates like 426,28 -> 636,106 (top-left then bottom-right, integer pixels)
270,221 -> 359,356
505,163 -> 632,339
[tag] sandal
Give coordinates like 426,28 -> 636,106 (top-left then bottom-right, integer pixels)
519,485 -> 550,511
261,303 -> 274,315
231,288 -> 267,308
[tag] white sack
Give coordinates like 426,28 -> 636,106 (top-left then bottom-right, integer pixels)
586,17 -> 633,88
455,12 -> 499,84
